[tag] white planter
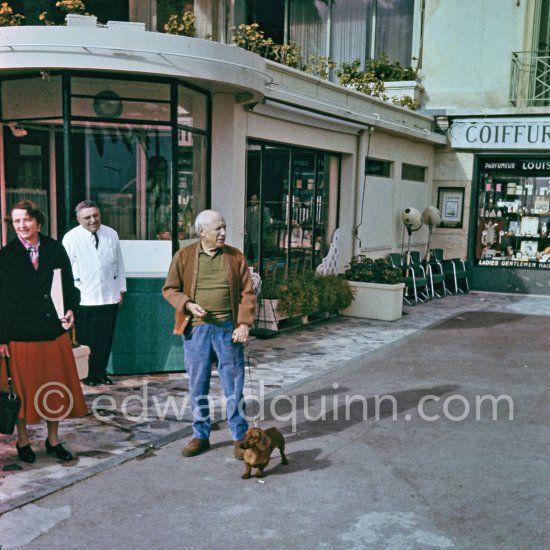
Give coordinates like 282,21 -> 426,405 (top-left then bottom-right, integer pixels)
255,299 -> 289,331
73,345 -> 90,380
341,281 -> 405,321
384,80 -> 424,102
255,299 -> 310,331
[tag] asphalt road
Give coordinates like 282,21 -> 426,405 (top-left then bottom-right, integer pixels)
2,310 -> 548,549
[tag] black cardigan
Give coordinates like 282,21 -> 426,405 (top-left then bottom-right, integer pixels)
0,235 -> 80,342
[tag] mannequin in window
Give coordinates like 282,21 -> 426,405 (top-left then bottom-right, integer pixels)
245,194 -> 273,260
147,156 -> 170,239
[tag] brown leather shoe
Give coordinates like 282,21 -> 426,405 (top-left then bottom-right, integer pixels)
181,438 -> 210,457
234,440 -> 245,460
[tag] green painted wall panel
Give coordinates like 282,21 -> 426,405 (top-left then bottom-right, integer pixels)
471,267 -> 550,295
107,278 -> 184,375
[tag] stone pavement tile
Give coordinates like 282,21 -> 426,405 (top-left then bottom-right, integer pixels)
1,291 -> 549,514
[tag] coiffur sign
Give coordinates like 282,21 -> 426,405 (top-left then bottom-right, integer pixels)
450,117 -> 550,149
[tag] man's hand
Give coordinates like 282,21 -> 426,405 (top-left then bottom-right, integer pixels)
232,324 -> 249,344
0,344 -> 9,358
186,302 -> 207,318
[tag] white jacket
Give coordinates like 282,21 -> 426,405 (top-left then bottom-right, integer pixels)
62,224 -> 127,306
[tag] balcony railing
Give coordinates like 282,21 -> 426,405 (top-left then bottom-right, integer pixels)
510,50 -> 550,107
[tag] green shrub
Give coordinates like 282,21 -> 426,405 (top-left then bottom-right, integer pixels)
260,271 -> 354,316
275,272 -> 319,317
343,256 -> 401,284
314,274 -> 354,313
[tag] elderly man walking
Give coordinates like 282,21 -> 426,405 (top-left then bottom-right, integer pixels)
163,210 -> 256,458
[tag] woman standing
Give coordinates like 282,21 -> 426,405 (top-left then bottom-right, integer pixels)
0,200 -> 87,463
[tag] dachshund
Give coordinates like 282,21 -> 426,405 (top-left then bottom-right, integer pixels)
239,427 -> 289,479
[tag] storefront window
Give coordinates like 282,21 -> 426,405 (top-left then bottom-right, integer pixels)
176,131 -> 207,241
71,123 -> 173,240
3,128 -> 52,239
475,156 -> 550,268
179,84 -> 208,131
2,75 -> 62,121
245,141 -> 339,278
0,74 -> 209,246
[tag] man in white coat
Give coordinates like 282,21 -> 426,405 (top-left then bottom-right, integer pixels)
63,200 -> 126,386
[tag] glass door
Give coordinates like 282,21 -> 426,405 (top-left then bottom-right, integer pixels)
245,142 -> 339,279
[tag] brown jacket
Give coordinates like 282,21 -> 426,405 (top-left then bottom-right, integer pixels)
162,241 -> 256,335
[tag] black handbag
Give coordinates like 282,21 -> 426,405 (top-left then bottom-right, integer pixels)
0,356 -> 21,435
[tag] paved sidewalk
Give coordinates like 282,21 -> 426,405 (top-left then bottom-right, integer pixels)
1,291 -> 549,517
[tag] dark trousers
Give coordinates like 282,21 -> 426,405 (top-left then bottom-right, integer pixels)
76,304 -> 119,380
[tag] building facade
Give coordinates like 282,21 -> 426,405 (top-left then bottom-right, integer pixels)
421,0 -> 550,294
1,0 -> 548,371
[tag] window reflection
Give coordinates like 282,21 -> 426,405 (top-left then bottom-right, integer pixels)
1,74 -> 209,244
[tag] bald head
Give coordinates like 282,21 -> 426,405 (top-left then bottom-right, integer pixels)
195,210 -> 226,254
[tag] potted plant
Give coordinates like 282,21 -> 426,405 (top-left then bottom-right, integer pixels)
341,256 -> 405,321
257,271 -> 352,330
254,274 -> 293,331
254,271 -> 355,331
256,273 -> 317,331
314,273 -> 354,315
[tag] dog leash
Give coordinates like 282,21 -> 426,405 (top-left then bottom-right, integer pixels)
245,351 -> 260,428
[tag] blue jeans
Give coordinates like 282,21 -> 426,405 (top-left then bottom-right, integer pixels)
183,320 -> 247,441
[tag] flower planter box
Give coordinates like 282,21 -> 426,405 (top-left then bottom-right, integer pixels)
341,281 -> 405,321
255,299 -> 309,332
255,299 -> 289,331
73,345 -> 90,380
384,80 -> 424,102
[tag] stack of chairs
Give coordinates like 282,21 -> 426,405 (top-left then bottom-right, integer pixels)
388,252 -> 430,305
429,248 -> 469,294
409,251 -> 448,298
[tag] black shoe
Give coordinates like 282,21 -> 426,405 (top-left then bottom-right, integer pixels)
45,439 -> 73,461
83,377 -> 100,387
16,442 -> 36,463
100,376 -> 114,386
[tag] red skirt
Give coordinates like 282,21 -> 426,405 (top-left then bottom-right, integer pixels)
0,333 -> 88,423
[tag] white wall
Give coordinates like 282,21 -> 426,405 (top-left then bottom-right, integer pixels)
210,94 -> 248,250
430,149 -> 474,260
421,0 -> 528,110
359,132 -> 435,259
